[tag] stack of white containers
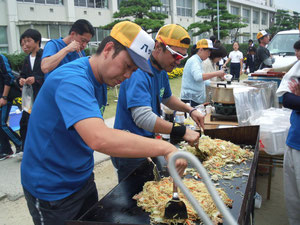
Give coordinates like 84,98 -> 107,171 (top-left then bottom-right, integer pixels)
249,108 -> 291,155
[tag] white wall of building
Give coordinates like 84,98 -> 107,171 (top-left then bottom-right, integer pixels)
0,0 -> 277,54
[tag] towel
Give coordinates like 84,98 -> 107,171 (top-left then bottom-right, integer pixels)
276,61 -> 300,97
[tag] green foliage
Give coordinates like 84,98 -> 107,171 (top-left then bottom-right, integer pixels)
268,10 -> 300,38
101,0 -> 167,33
188,0 -> 247,40
84,47 -> 98,56
3,53 -> 26,72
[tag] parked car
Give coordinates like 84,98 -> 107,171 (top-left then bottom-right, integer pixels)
267,29 -> 300,69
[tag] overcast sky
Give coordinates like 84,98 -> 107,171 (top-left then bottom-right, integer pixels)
274,0 -> 300,13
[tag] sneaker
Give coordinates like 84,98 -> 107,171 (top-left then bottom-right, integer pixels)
0,153 -> 9,161
6,151 -> 15,159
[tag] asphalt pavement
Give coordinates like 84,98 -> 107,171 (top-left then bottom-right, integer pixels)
0,117 -> 115,202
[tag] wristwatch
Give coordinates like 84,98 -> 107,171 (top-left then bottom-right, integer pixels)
1,96 -> 7,100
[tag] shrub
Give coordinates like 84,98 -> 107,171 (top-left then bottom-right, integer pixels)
3,53 -> 26,72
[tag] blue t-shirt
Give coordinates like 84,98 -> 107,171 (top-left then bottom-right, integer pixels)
42,38 -> 86,79
286,110 -> 300,150
21,57 -> 107,201
114,60 -> 172,137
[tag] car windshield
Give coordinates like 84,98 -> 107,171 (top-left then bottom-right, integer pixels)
268,33 -> 299,55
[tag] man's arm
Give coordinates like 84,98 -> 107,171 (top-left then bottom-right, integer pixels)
282,80 -> 300,111
41,40 -> 80,74
202,70 -> 225,81
282,92 -> 300,111
190,59 -> 224,81
74,117 -> 187,176
131,105 -> 201,146
0,85 -> 10,107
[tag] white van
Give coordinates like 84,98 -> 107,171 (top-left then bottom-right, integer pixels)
267,30 -> 300,69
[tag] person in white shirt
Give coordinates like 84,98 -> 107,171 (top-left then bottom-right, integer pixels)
202,44 -> 227,82
223,42 -> 243,81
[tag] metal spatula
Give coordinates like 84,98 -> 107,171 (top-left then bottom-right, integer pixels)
147,157 -> 161,181
164,181 -> 188,220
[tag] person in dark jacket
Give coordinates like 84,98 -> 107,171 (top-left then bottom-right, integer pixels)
255,30 -> 274,70
0,54 -> 22,160
18,29 -> 44,153
244,46 -> 257,73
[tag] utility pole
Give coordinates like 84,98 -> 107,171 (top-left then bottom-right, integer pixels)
217,0 -> 220,40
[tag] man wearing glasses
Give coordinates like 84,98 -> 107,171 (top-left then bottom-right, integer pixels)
111,24 -> 204,182
41,19 -> 94,79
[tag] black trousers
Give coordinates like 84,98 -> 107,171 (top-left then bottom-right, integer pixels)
20,111 -> 30,151
23,173 -> 98,225
230,63 -> 241,80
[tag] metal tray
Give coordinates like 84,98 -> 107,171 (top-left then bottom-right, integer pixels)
67,126 -> 260,225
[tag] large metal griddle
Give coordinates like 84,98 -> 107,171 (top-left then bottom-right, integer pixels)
67,126 -> 259,225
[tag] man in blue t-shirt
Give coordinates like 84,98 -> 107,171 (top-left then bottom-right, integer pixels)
112,24 -> 204,182
21,21 -> 187,225
276,40 -> 300,225
41,19 -> 94,79
0,54 -> 22,160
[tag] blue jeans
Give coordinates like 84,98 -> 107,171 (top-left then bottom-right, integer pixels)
0,102 -> 21,154
23,173 -> 98,225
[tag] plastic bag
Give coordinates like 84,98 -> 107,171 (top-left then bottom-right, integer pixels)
22,84 -> 34,114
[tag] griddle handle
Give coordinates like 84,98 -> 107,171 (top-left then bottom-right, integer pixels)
217,83 -> 227,88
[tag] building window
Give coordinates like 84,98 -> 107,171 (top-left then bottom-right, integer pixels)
60,25 -> 71,38
0,26 -> 8,53
176,0 -> 192,17
262,12 -> 267,25
231,6 -> 239,16
49,25 -> 60,39
17,0 -> 63,4
253,10 -> 259,24
197,1 -> 209,19
242,33 -> 250,43
74,0 -> 108,8
19,24 -> 72,40
20,24 -> 109,47
97,28 -> 110,42
19,25 -> 32,37
253,33 -> 257,40
151,0 -> 170,15
74,0 -> 88,6
242,9 -> 250,23
198,1 -> 206,10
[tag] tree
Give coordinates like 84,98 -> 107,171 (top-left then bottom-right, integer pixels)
101,0 -> 168,34
268,10 -> 299,38
188,0 -> 247,41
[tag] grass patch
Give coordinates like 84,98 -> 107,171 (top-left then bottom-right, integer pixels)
103,87 -> 119,119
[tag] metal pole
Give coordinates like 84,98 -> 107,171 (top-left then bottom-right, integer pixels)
217,0 -> 220,40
